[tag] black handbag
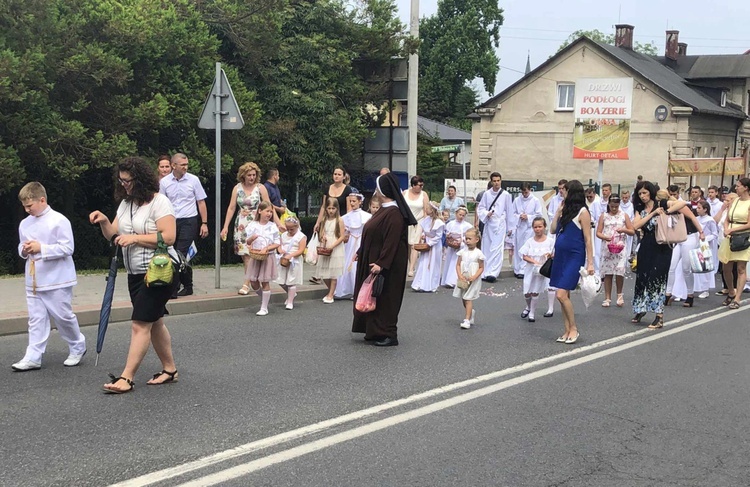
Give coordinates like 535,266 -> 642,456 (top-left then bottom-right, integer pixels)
729,232 -> 750,252
371,274 -> 385,297
539,258 -> 553,278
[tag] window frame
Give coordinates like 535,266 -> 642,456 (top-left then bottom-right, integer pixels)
556,83 -> 575,111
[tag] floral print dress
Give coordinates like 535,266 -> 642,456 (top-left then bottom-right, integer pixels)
632,201 -> 673,314
233,184 -> 261,255
599,211 -> 627,277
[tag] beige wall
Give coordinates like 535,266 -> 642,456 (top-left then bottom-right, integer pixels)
472,43 -> 743,189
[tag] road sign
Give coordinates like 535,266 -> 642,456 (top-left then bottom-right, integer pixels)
431,144 -> 460,153
198,69 -> 245,130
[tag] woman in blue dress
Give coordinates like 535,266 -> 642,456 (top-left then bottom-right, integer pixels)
549,180 -> 594,344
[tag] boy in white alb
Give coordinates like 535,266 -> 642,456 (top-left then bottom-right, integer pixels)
13,182 -> 86,371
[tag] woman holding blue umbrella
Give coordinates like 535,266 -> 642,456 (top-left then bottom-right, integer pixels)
89,157 -> 179,394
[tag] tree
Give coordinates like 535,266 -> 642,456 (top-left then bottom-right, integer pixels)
418,0 -> 504,123
557,29 -> 658,55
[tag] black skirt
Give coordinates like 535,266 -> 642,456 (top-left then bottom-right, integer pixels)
127,273 -> 176,323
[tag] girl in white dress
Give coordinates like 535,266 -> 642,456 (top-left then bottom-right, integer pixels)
441,207 -> 473,288
276,217 -> 307,310
519,217 -> 555,322
694,201 -> 719,298
453,228 -> 485,329
316,197 -> 346,303
245,202 -> 281,316
335,192 -> 372,299
411,202 -> 445,293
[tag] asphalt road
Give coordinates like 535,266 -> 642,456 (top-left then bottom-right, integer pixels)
1,276 -> 748,486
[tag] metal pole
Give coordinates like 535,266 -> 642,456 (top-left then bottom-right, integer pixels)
214,62 -> 222,289
719,146 -> 729,191
598,159 -> 604,196
406,0 -> 419,178
461,142 -> 467,202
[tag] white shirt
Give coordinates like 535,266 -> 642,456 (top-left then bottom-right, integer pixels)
247,221 -> 281,249
117,194 -> 175,274
707,197 -> 723,219
18,206 -> 77,292
159,172 -> 207,219
477,188 -> 513,231
547,193 -> 564,220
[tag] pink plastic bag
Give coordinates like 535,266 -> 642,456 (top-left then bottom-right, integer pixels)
355,274 -> 377,313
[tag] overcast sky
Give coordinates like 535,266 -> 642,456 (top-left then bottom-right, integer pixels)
394,0 -> 750,101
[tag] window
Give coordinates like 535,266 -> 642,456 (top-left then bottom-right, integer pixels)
693,146 -> 701,157
556,83 -> 575,110
709,147 -> 716,157
720,91 -> 727,108
746,90 -> 750,115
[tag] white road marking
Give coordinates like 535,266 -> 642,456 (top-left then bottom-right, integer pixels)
111,304 -> 742,487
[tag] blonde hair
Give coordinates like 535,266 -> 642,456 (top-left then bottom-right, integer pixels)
465,227 -> 481,241
237,162 -> 261,183
18,182 -> 47,202
656,189 -> 672,201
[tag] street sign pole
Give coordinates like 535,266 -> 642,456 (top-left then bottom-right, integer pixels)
461,142 -> 467,203
213,62 -> 223,289
598,159 -> 604,196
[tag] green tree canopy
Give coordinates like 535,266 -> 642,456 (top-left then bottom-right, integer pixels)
557,29 -> 658,55
418,0 -> 504,124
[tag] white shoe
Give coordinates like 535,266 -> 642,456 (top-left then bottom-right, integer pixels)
63,349 -> 86,367
12,359 -> 41,371
470,309 -> 475,325
322,297 -> 334,304
285,303 -> 294,310
256,309 -> 268,316
698,291 -> 709,299
460,319 -> 471,329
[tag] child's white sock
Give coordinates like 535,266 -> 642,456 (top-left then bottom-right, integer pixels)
260,290 -> 271,311
524,296 -> 532,311
529,296 -> 538,320
547,290 -> 555,313
288,286 -> 297,304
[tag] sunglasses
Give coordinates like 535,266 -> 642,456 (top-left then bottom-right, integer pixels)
118,177 -> 134,185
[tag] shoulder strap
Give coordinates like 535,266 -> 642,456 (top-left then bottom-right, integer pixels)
488,189 -> 503,210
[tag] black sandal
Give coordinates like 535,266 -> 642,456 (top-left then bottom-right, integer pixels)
631,312 -> 647,323
683,296 -> 694,308
103,374 -> 134,394
722,295 -> 736,306
648,315 -> 664,329
728,301 -> 741,310
148,370 -> 178,385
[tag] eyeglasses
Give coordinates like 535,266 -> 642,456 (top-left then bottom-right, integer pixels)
118,177 -> 134,185
416,183 -> 424,187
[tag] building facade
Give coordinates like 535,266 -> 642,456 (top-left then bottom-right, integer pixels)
472,26 -> 749,189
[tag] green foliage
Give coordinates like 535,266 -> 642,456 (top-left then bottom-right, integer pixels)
557,29 -> 658,55
419,0 -> 503,122
417,134 -> 450,193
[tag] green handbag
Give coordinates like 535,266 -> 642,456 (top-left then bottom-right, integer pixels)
144,232 -> 174,287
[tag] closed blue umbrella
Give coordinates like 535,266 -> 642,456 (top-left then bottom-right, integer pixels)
96,236 -> 120,366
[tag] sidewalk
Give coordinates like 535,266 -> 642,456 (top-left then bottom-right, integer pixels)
0,253 -> 514,337
0,263 -> 329,336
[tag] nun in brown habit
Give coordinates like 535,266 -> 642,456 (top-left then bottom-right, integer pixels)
352,173 -> 417,346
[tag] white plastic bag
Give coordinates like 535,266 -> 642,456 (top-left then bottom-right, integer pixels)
305,232 -> 319,265
689,241 -> 714,273
579,266 -> 601,309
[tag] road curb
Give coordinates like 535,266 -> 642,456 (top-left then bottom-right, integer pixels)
0,287 -> 330,337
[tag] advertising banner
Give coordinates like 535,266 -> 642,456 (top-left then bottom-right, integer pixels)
573,78 -> 633,160
668,157 -> 746,176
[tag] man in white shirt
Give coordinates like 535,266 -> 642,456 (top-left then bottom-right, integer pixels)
620,189 -> 635,258
159,153 -> 208,297
585,187 -> 602,273
476,172 -> 513,282
706,185 -> 723,218
546,179 -> 567,221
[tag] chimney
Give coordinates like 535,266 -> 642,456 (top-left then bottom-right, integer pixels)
615,24 -> 634,50
677,42 -> 688,57
665,30 -> 679,61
